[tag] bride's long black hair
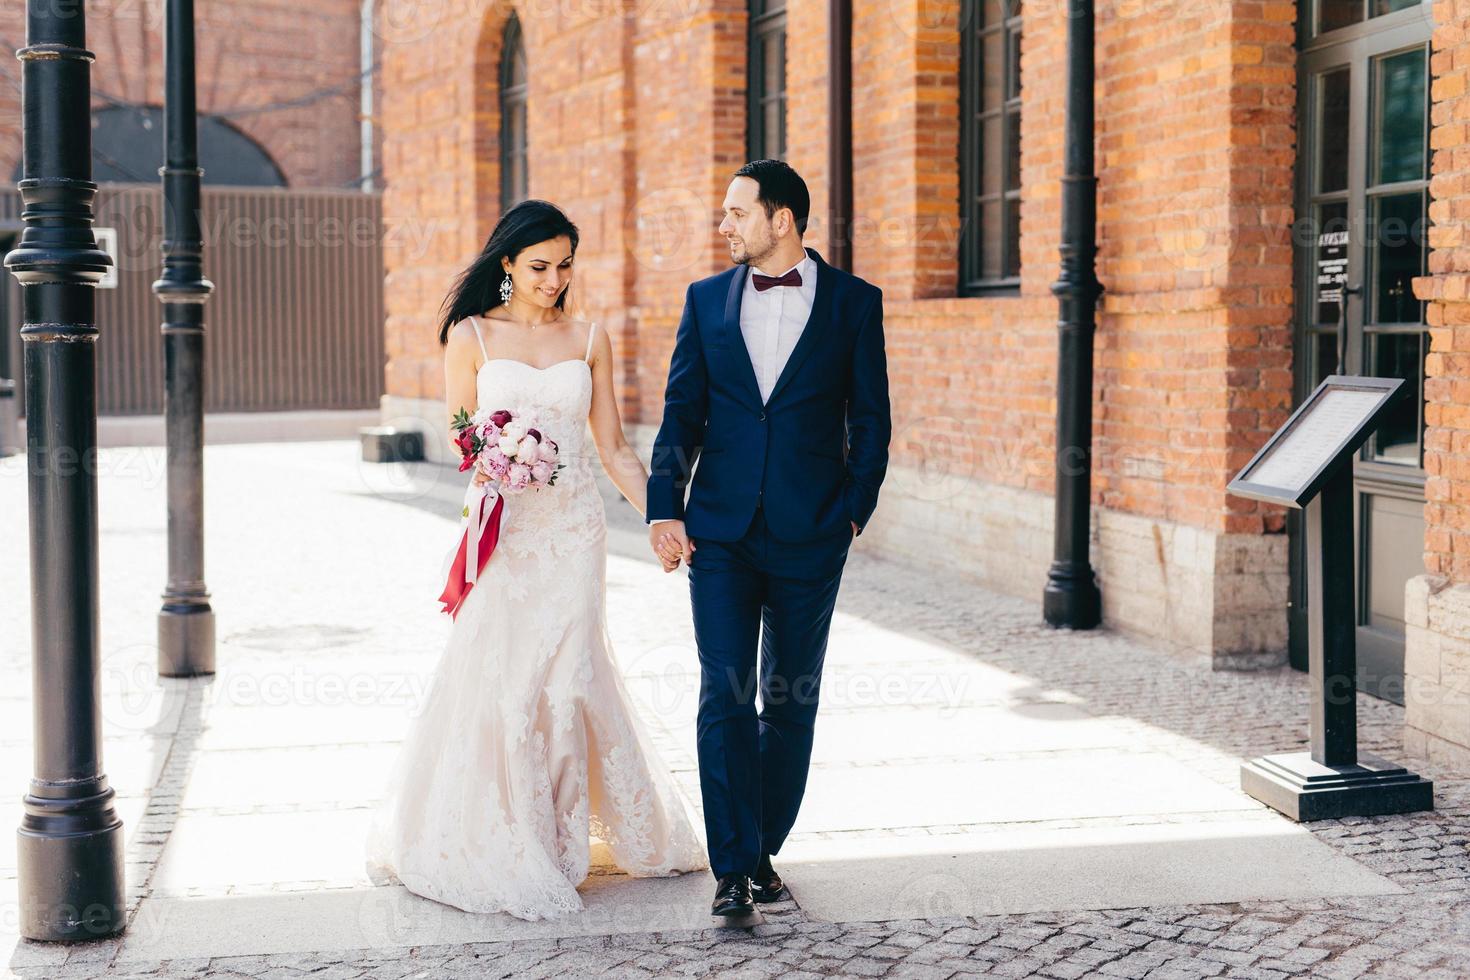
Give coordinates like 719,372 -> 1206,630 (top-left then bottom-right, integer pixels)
436,200 -> 581,345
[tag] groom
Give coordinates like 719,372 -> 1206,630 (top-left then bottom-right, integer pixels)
645,159 -> 891,917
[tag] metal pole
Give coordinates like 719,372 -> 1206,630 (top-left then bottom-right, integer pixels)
1043,0 -> 1103,629
1306,462 -> 1357,766
827,0 -> 853,271
155,0 -> 216,677
5,1 -> 126,941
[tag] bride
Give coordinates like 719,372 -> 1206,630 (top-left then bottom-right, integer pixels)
364,199 -> 709,919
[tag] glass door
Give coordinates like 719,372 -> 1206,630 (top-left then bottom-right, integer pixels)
1291,7 -> 1430,704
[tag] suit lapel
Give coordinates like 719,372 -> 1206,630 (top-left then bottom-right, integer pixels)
720,245 -> 838,409
721,262 -> 765,409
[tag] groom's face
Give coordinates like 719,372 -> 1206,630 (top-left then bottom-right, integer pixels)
720,177 -> 778,266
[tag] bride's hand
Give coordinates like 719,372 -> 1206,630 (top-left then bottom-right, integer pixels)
472,468 -> 491,486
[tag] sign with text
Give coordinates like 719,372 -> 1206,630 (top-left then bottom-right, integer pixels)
1227,375 -> 1404,508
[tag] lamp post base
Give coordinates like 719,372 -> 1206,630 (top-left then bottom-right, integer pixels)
1240,751 -> 1434,821
158,603 -> 216,678
16,790 -> 126,941
1043,562 -> 1101,630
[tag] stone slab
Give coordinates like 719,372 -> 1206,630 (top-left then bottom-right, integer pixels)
113,874 -> 716,963
787,751 -> 1256,834
778,817 -> 1404,922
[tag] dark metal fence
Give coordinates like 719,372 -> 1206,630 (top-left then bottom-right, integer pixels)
0,184 -> 384,416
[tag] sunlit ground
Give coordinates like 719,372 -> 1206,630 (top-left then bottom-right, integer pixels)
0,441 -> 1401,964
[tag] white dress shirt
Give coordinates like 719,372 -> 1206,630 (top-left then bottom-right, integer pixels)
740,252 -> 817,405
646,253 -> 818,527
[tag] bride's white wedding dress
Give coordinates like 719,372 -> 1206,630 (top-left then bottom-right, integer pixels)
364,315 -> 709,919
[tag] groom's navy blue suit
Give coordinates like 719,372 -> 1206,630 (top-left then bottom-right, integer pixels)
646,245 -> 890,878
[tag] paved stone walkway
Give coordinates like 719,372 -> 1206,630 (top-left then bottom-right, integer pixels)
2,441 -> 1469,978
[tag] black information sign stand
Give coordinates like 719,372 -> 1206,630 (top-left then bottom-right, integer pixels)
1227,375 -> 1434,821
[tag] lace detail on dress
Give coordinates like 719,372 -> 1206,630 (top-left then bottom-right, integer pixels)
363,339 -> 708,920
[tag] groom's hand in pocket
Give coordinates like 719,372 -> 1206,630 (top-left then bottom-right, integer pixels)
650,519 -> 695,572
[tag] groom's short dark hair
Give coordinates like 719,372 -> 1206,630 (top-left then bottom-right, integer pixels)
733,159 -> 810,237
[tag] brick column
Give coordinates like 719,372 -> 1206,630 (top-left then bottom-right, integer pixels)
380,0 -> 643,453
1404,0 -> 1470,764
630,0 -> 750,424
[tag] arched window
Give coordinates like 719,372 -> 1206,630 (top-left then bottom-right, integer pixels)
34,105 -> 286,187
747,0 -> 787,160
500,14 -> 529,207
958,0 -> 1021,293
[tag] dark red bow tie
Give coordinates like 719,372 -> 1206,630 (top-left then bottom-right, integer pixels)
752,268 -> 803,291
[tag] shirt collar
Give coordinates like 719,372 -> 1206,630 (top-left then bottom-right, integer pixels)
748,252 -> 815,287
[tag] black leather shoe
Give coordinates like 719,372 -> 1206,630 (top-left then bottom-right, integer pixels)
750,853 -> 786,903
710,872 -> 755,916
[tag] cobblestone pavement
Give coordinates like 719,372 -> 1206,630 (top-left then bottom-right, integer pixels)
3,442 -> 1469,978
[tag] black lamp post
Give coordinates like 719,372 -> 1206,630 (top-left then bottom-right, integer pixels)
5,1 -> 127,941
1044,0 -> 1103,629
828,0 -> 853,271
154,0 -> 216,677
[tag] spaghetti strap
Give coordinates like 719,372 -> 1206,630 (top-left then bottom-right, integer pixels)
583,321 -> 597,363
467,315 -> 490,361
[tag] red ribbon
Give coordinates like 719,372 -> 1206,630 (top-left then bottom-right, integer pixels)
435,490 -> 505,619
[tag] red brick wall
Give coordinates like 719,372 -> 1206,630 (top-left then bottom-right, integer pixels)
380,0 -> 1300,547
629,0 -> 752,425
846,0 -> 1298,534
380,0 -> 755,421
787,0 -> 831,256
378,2 -> 512,403
0,0 -> 367,189
1419,0 -> 1470,580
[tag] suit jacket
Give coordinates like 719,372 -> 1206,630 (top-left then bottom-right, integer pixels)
646,246 -> 891,544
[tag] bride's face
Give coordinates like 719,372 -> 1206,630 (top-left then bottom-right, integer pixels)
503,237 -> 574,308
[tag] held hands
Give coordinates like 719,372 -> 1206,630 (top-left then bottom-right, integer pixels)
646,519 -> 856,570
649,519 -> 694,572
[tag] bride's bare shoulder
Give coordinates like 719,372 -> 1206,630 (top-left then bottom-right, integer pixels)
446,317 -> 482,350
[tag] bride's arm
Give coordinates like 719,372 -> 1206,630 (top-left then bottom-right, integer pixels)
586,324 -> 651,517
443,319 -> 481,456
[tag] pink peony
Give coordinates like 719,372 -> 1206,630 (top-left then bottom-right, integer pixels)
482,446 -> 511,479
537,441 -> 558,462
517,435 -> 539,461
507,462 -> 531,491
530,460 -> 552,483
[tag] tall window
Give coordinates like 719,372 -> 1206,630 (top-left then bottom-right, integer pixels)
747,0 -> 787,160
500,14 -> 528,207
959,0 -> 1021,293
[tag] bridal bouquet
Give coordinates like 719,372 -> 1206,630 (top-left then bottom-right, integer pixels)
436,406 -> 564,619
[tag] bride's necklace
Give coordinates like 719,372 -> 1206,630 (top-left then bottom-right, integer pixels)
499,302 -> 561,332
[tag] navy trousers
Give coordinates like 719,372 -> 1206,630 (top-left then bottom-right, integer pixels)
687,498 -> 851,878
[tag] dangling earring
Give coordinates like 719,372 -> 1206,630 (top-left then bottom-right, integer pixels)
499,274 -> 513,304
